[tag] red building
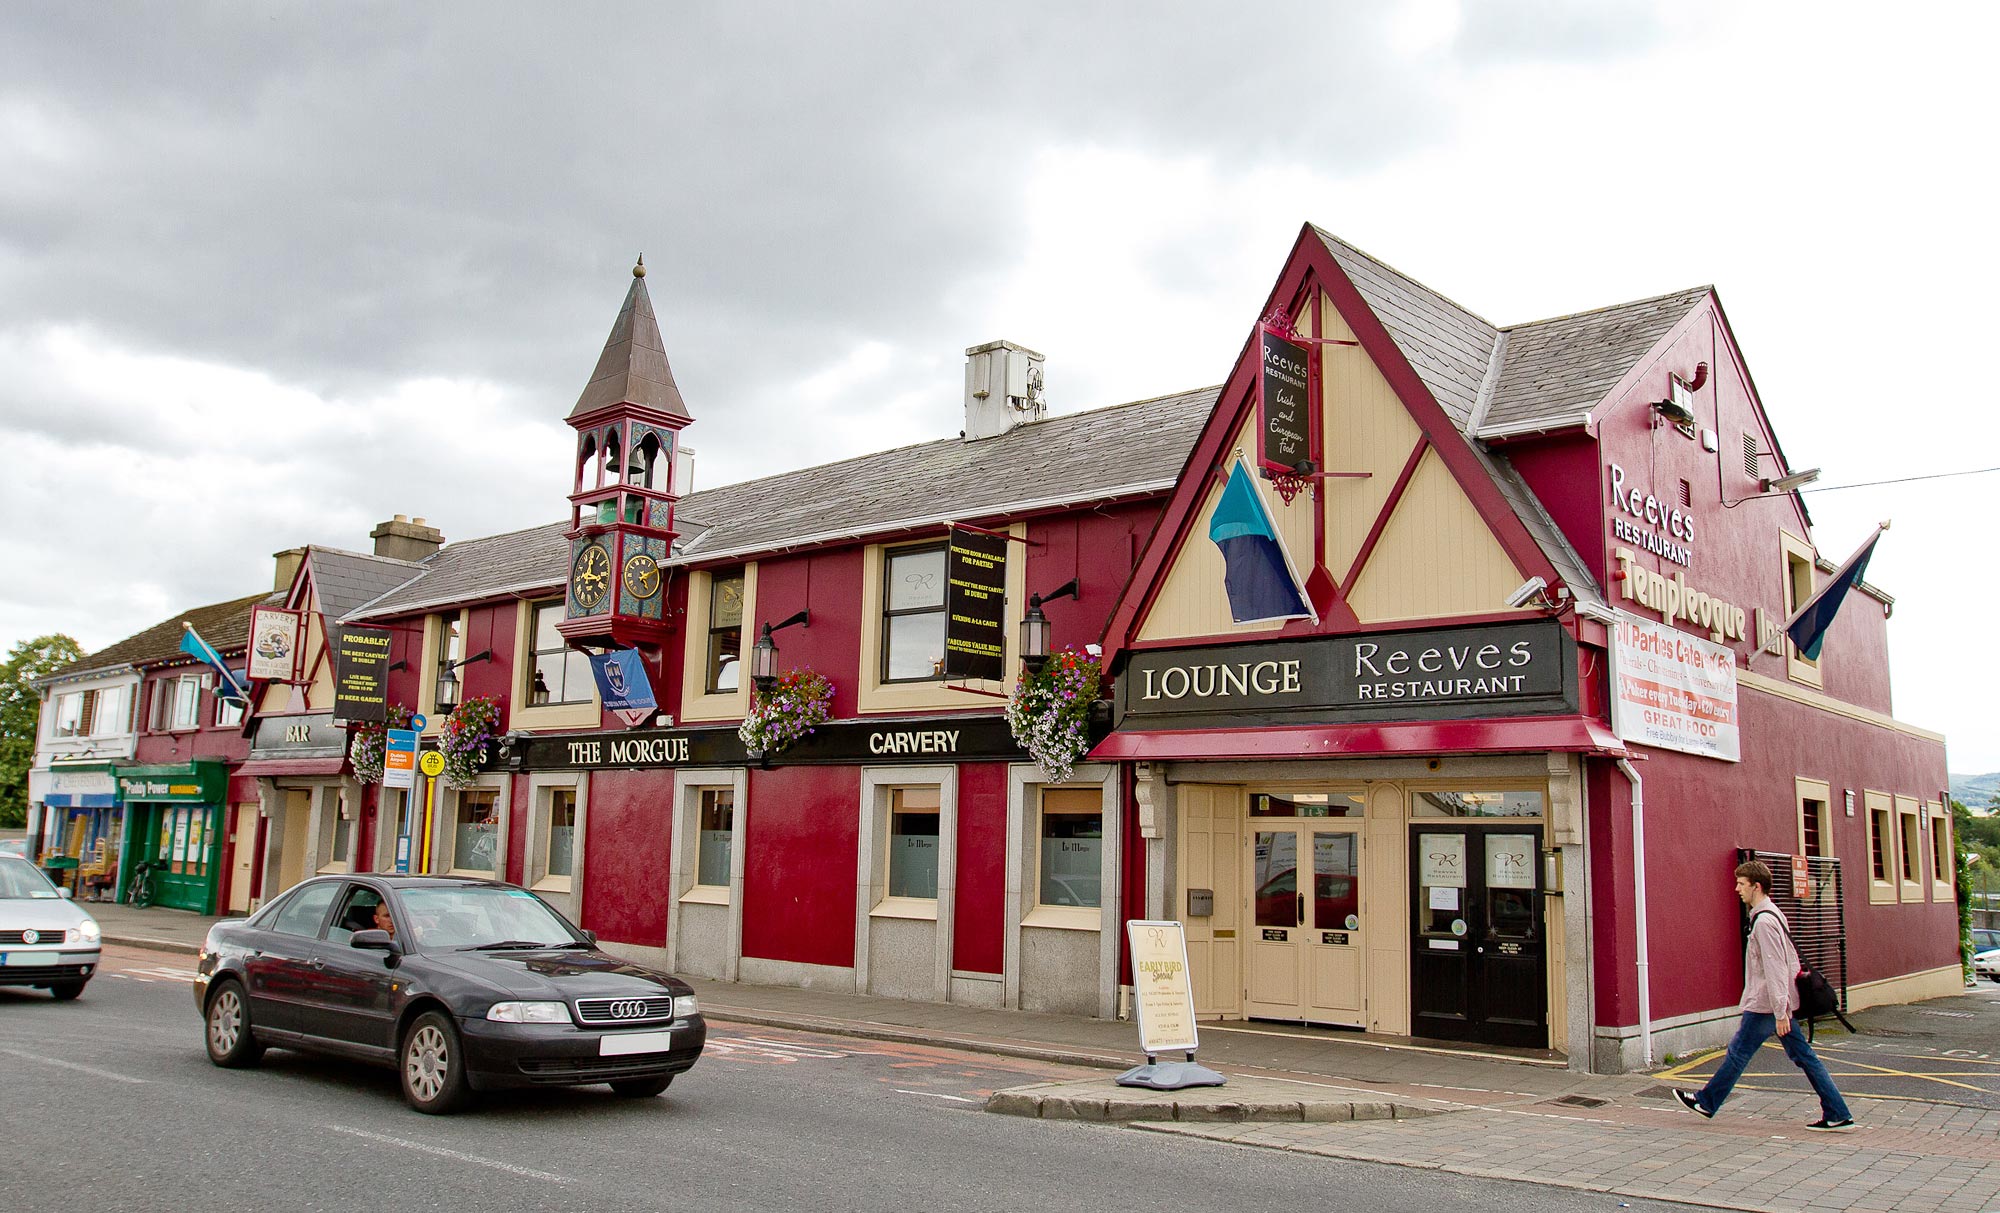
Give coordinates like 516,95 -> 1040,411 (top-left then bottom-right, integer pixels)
225,229 -> 1951,1072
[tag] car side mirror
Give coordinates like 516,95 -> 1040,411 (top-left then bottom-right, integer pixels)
351,928 -> 398,953
57,888 -> 74,900
582,929 -> 597,945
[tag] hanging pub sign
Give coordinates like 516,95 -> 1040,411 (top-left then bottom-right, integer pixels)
246,606 -> 304,683
330,624 -> 392,725
942,527 -> 1009,681
588,648 -> 658,729
1257,324 -> 1313,473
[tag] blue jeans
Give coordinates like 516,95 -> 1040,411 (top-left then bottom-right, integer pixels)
1696,1011 -> 1852,1122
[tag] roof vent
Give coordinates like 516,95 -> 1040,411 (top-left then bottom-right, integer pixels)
963,340 -> 1045,441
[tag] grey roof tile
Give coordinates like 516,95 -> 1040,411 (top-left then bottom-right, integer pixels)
1479,286 -> 1712,437
306,547 -> 425,619
51,591 -> 275,678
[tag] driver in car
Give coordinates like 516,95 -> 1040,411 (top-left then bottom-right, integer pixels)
372,902 -> 396,940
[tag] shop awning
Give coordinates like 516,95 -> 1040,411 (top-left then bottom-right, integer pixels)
1089,715 -> 1628,762
234,757 -> 348,778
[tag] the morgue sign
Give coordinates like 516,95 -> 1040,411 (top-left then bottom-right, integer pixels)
943,527 -> 1009,681
1257,325 -> 1313,472
511,715 -> 1029,772
1116,620 -> 1577,729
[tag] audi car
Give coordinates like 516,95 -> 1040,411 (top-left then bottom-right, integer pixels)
0,856 -> 101,999
193,874 -> 706,1113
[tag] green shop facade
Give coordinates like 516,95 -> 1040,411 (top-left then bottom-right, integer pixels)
114,762 -> 231,913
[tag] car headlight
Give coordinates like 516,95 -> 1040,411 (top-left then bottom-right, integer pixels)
486,1001 -> 572,1024
673,994 -> 698,1019
72,921 -> 101,945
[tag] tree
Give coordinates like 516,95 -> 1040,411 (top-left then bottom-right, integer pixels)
0,634 -> 87,829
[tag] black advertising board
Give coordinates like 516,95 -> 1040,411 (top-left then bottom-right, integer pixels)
1116,620 -> 1577,729
942,528 -> 1009,681
330,625 -> 392,724
1258,326 -> 1312,472
510,715 -> 1027,772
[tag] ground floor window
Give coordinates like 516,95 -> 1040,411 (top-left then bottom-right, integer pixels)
544,788 -> 576,881
697,788 -> 733,889
1038,788 -> 1102,909
887,786 -> 941,900
318,790 -> 352,874
452,789 -> 500,875
1412,789 -> 1545,818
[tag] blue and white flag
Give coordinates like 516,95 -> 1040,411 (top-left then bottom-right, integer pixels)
180,623 -> 251,703
589,648 -> 658,728
1785,522 -> 1887,661
1208,457 -> 1314,625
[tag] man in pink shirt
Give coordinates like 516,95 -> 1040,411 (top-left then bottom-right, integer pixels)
1674,860 -> 1855,1131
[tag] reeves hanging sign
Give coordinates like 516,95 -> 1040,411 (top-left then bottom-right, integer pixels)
1257,324 -> 1313,473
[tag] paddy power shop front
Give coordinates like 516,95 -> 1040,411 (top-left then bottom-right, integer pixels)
115,762 -> 229,913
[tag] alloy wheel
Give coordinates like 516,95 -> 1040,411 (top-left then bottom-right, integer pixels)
406,1024 -> 449,1102
209,989 -> 242,1055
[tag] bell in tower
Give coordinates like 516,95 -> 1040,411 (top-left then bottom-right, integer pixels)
557,256 -> 691,651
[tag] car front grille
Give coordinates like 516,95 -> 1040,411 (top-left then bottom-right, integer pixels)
0,963 -> 93,982
516,1053 -> 691,1082
0,930 -> 67,945
574,996 -> 676,1025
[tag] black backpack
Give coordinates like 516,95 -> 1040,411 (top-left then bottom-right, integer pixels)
1751,910 -> 1850,1030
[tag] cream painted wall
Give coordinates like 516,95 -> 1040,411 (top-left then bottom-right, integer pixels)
1347,449 -> 1527,622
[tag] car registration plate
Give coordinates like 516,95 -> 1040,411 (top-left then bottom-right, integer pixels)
1,951 -> 59,967
599,1029 -> 674,1057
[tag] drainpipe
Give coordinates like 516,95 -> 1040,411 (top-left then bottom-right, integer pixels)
1617,757 -> 1652,1068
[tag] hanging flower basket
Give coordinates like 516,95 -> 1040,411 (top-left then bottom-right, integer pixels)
348,704 -> 416,785
738,668 -> 834,760
1006,648 -> 1101,784
439,695 -> 502,789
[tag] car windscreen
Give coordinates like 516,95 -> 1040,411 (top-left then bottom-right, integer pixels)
394,886 -> 582,951
0,857 -> 62,899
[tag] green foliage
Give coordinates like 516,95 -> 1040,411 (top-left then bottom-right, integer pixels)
0,635 -> 88,828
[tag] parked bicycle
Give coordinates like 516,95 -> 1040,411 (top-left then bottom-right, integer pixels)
127,860 -> 162,908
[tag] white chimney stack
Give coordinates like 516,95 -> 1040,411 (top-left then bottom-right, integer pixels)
963,340 -> 1046,441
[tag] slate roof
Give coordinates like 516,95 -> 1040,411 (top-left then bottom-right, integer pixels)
48,592 -> 273,680
348,522 -> 573,619
1478,287 -> 1714,438
305,547 -> 425,619
569,263 -> 690,422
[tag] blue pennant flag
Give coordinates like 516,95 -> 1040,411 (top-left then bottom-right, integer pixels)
1208,458 -> 1313,625
180,623 -> 251,704
1785,523 -> 1887,661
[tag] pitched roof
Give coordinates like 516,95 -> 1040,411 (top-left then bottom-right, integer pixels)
346,387 -> 1217,621
569,262 -> 690,421
1478,286 -> 1713,438
49,592 -> 273,679
305,547 -> 424,619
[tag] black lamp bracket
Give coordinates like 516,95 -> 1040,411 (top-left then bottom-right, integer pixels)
763,610 -> 810,635
1030,580 -> 1080,609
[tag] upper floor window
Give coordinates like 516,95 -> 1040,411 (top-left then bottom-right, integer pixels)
215,692 -> 245,728
51,690 -> 91,738
706,571 -> 745,693
151,673 -> 205,732
881,544 -> 946,683
528,601 -> 593,706
434,612 -> 464,678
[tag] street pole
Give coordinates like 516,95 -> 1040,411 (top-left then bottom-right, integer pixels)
420,774 -> 437,873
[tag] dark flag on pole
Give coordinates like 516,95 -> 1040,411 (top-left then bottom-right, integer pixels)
1785,522 -> 1888,661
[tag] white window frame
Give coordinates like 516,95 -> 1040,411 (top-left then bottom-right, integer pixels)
524,775 -> 585,894
1004,762 -> 1119,1017
1896,795 -> 1924,902
1795,777 -> 1833,859
666,768 -> 748,979
1033,786 -> 1107,914
854,765 -> 957,999
1864,790 -> 1896,904
52,691 -> 86,738
440,776 -> 509,878
1928,800 -> 1954,902
316,786 -> 354,875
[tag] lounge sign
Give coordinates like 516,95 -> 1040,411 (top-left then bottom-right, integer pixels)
513,716 -> 1029,771
1117,621 -> 1575,728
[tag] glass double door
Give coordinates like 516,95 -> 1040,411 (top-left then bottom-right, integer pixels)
1244,823 -> 1364,1026
1409,824 -> 1546,1047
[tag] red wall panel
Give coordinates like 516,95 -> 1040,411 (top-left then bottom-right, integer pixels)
505,776 -> 529,887
952,762 -> 1008,974
740,764 -> 860,968
578,769 -> 673,947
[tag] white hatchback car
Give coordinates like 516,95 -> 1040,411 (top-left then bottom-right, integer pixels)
0,856 -> 102,999
1975,946 -> 2000,984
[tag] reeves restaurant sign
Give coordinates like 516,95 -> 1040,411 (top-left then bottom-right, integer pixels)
1116,621 -> 1576,729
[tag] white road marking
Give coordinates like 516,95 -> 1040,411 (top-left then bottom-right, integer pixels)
894,1089 -> 979,1103
0,1046 -> 148,1084
325,1125 -> 575,1186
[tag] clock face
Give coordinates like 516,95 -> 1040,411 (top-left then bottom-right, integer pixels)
623,552 -> 662,600
570,543 -> 611,610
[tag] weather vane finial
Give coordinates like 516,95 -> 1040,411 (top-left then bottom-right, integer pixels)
634,254 -> 646,279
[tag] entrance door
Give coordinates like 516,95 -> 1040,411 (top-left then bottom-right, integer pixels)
228,804 -> 258,913
1244,824 -> 1365,1025
1410,825 -> 1546,1047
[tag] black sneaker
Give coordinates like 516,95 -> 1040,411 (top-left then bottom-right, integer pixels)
1673,1089 -> 1714,1118
1807,1118 -> 1855,1132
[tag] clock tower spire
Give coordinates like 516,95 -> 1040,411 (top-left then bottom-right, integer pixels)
557,256 -> 689,651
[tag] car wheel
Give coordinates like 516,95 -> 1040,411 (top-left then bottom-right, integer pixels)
205,980 -> 264,1067
47,982 -> 86,1002
401,1010 -> 471,1114
608,1076 -> 673,1098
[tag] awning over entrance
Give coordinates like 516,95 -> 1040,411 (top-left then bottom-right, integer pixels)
1090,715 -> 1627,761
233,757 -> 347,778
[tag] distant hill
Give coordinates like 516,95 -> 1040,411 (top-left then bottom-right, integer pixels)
1949,772 -> 2000,809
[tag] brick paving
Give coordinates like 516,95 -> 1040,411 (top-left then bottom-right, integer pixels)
1142,1086 -> 2000,1212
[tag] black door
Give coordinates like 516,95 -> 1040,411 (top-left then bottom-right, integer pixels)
297,883 -> 400,1054
244,879 -> 342,1033
1410,825 -> 1546,1048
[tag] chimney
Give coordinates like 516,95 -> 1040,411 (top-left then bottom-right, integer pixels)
272,547 -> 306,592
370,514 -> 446,562
963,340 -> 1046,441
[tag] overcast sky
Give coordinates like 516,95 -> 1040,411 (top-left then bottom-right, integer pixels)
4,2 -> 1996,769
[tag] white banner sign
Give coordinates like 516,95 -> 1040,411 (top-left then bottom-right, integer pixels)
1485,834 -> 1537,889
247,606 -> 303,682
1126,920 -> 1200,1055
1609,611 -> 1741,762
1418,833 -> 1465,887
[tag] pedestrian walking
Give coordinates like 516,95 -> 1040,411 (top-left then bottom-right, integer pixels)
1674,860 -> 1855,1131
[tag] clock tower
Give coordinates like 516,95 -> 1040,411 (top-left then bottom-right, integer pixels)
556,257 -> 689,653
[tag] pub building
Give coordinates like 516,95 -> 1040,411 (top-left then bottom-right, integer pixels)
291,228 -> 1948,1072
